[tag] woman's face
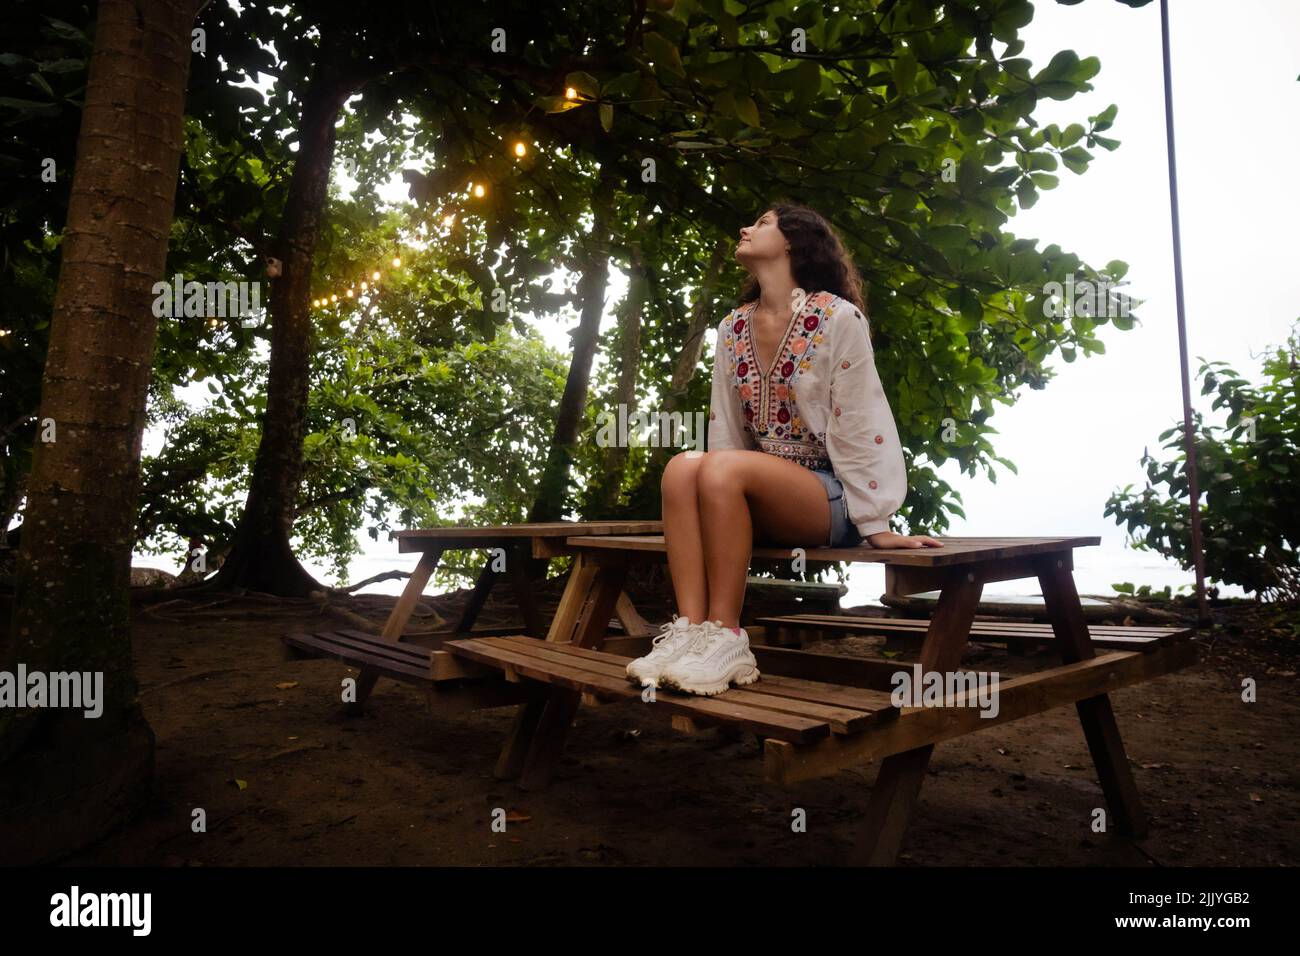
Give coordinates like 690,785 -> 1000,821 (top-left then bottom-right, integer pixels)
735,209 -> 786,266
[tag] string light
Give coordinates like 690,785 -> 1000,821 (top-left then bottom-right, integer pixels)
310,251 -> 410,309
443,214 -> 456,227
473,183 -> 486,198
565,87 -> 577,100
513,141 -> 527,157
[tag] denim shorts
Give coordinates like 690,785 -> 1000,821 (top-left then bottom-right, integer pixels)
811,467 -> 863,548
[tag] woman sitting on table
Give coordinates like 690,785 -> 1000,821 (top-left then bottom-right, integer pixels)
627,201 -> 942,697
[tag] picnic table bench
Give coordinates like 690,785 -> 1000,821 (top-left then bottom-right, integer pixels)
440,533 -> 1199,865
754,612 -> 1194,654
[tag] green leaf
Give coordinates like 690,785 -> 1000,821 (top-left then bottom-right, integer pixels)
1093,103 -> 1118,131
892,52 -> 917,95
1060,145 -> 1093,174
599,102 -> 613,132
0,96 -> 59,116
642,32 -> 685,77
735,94 -> 760,127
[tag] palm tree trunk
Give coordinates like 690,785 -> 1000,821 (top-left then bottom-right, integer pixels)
0,0 -> 199,863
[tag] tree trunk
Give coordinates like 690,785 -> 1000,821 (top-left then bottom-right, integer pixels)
526,170 -> 617,526
0,0 -> 198,863
215,68 -> 353,597
521,172 -> 616,579
587,240 -> 648,516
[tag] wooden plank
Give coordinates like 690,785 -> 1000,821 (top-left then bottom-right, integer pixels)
479,637 -> 888,735
560,534 -> 1100,568
283,633 -> 433,684
288,629 -> 430,664
765,612 -> 1193,641
750,644 -> 919,692
524,638 -> 898,715
754,615 -> 1175,652
396,520 -> 663,552
764,641 -> 1199,785
446,637 -> 831,743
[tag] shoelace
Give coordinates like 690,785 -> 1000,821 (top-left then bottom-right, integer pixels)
651,619 -> 689,648
684,624 -> 724,655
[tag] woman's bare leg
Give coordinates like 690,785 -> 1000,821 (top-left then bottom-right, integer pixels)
660,450 -> 708,622
696,450 -> 833,627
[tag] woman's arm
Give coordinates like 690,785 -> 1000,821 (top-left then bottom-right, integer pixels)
707,320 -> 752,451
823,301 -> 908,542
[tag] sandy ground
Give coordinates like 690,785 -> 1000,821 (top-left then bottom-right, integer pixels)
59,570 -> 1299,867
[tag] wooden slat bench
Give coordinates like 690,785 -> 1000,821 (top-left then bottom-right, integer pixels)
463,533 -> 1202,866
446,635 -> 899,742
282,628 -> 549,713
755,612 -> 1193,654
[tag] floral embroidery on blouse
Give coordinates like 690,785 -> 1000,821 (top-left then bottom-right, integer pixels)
719,290 -> 839,470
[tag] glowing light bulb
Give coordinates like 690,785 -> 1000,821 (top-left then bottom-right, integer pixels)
312,299 -> 320,307
565,87 -> 577,99
392,256 -> 401,268
330,294 -> 338,303
443,214 -> 456,227
360,281 -> 368,291
372,270 -> 381,282
346,288 -> 354,298
514,141 -> 526,157
473,184 -> 485,198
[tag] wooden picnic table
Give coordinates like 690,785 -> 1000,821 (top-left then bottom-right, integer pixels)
285,521 -> 661,710
443,533 -> 1199,866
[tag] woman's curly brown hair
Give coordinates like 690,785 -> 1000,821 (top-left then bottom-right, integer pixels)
738,200 -> 867,317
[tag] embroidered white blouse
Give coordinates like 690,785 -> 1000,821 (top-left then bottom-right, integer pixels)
706,288 -> 908,540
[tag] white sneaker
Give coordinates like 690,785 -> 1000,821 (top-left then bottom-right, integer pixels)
625,615 -> 699,688
659,620 -> 760,696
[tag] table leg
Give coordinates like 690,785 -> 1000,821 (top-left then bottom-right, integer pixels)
494,553 -> 598,779
1037,554 -> 1148,838
615,591 -> 655,638
517,559 -> 628,791
453,555 -> 501,635
350,548 -> 443,712
850,573 -> 984,865
505,541 -> 547,637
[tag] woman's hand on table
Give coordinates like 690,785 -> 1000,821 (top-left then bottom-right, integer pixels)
865,531 -> 944,549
